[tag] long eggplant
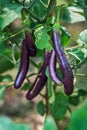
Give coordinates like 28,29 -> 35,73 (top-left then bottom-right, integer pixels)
52,30 -> 74,95
25,30 -> 36,57
14,39 -> 29,89
49,50 -> 62,85
26,51 -> 51,100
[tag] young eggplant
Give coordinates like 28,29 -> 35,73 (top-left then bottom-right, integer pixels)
26,51 -> 51,100
52,30 -> 74,95
25,30 -> 36,57
49,50 -> 62,85
14,39 -> 29,89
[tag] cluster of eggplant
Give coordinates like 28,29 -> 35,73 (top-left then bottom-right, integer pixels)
14,29 -> 74,100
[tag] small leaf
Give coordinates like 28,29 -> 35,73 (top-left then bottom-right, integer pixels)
69,95 -> 79,106
0,74 -> 13,82
61,26 -> 71,46
37,101 -> 46,116
21,82 -> 32,91
43,115 -> 57,130
77,30 -> 87,46
0,85 -> 7,99
50,92 -> 69,120
67,48 -> 85,61
34,28 -> 52,50
0,57 -> 14,74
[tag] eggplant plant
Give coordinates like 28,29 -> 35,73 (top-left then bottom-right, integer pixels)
0,0 -> 87,130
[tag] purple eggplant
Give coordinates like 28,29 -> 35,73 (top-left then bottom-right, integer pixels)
14,39 -> 29,89
25,30 -> 36,57
52,30 -> 74,95
49,50 -> 62,85
26,51 -> 51,100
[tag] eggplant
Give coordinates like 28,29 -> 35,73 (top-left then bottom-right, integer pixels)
14,39 -> 29,89
25,30 -> 36,57
49,50 -> 62,85
26,51 -> 51,100
52,30 -> 74,95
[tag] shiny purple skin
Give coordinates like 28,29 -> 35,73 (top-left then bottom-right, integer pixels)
14,39 -> 29,89
49,50 -> 62,85
52,30 -> 74,95
26,51 -> 51,100
25,30 -> 36,57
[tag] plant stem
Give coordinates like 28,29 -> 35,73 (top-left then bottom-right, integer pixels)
7,81 -> 14,88
76,73 -> 87,77
65,44 -> 82,51
45,83 -> 50,115
27,72 -> 37,78
30,58 -> 39,69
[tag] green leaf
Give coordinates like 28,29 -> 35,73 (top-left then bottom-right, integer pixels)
43,115 -> 57,130
37,101 -> 46,116
0,41 -> 12,57
0,85 -> 7,99
66,99 -> 87,130
21,82 -> 32,91
77,30 -> 87,46
67,48 -> 85,61
31,0 -> 47,19
61,27 -> 71,46
62,7 -> 85,23
0,56 -> 14,74
34,28 -> 52,50
69,95 -> 79,106
0,3 -> 22,31
50,92 -> 69,120
0,116 -> 31,130
0,74 -> 13,82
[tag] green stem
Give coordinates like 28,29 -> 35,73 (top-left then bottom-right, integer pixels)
30,58 -> 39,69
27,72 -> 37,78
76,73 -> 87,77
45,83 -> 50,115
6,81 -> 14,88
65,44 -> 82,51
